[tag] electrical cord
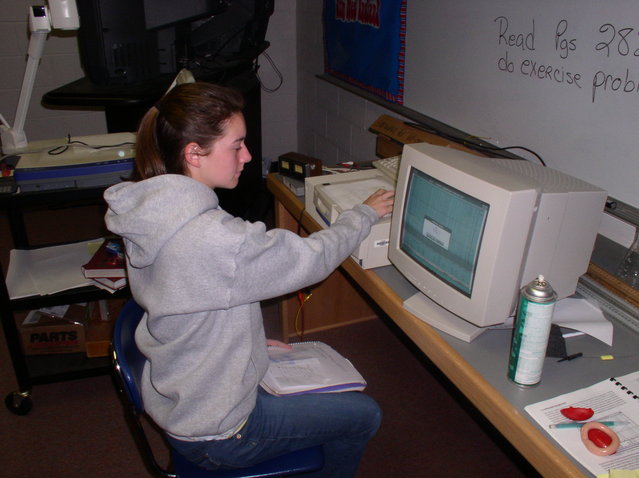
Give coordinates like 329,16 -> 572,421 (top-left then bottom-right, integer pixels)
295,289 -> 313,340
403,121 -> 547,166
257,50 -> 283,93
47,134 -> 134,156
290,205 -> 314,340
477,144 -> 547,167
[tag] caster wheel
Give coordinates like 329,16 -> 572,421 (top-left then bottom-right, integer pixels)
5,391 -> 32,415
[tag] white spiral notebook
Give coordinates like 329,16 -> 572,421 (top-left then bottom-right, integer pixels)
260,341 -> 367,396
525,371 -> 639,475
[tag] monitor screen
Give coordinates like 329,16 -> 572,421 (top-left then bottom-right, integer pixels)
388,143 -> 607,342
401,169 -> 489,297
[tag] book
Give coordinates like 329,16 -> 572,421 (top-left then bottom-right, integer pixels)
81,239 -> 126,278
91,276 -> 127,291
525,371 -> 639,475
260,341 -> 367,396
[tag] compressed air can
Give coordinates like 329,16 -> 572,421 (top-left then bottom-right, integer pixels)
508,275 -> 557,387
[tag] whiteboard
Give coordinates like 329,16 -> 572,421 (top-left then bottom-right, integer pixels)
404,0 -> 639,208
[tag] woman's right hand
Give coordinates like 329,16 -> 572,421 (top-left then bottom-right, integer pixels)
363,189 -> 395,218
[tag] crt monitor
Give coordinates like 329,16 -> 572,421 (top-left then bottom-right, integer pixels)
76,0 -> 272,85
388,143 -> 607,342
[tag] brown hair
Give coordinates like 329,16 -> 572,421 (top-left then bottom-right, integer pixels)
132,82 -> 245,181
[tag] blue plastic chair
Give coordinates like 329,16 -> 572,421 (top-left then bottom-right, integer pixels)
111,300 -> 324,478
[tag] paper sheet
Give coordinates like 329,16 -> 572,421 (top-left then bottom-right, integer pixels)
552,297 -> 613,346
526,371 -> 639,477
322,177 -> 394,211
6,240 -> 101,299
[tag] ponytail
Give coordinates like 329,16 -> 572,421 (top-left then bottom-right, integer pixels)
132,107 -> 168,181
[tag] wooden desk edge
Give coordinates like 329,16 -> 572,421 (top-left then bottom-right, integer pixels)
266,173 -> 586,477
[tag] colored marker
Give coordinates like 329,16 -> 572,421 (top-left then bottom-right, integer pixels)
549,421 -> 626,429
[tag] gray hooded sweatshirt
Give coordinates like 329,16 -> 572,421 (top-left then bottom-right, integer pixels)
104,174 -> 379,440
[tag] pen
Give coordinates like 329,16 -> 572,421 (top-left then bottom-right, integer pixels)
549,421 -> 625,429
557,352 -> 583,362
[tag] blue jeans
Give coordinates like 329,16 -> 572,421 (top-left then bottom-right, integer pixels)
167,388 -> 382,477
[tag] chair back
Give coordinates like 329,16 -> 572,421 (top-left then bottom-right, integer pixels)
112,299 -> 147,414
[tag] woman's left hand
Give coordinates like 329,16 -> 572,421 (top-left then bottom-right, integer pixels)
266,339 -> 293,349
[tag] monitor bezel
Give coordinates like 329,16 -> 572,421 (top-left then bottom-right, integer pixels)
388,143 -> 540,327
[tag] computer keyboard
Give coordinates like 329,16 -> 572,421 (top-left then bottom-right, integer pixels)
372,155 -> 401,183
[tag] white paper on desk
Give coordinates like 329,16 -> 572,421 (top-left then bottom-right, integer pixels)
323,178 -> 393,211
6,241 -> 98,299
552,297 -> 613,346
526,371 -> 639,477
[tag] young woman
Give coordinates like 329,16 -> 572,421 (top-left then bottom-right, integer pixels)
104,82 -> 394,477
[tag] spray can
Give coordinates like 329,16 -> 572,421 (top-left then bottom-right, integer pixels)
508,275 -> 557,387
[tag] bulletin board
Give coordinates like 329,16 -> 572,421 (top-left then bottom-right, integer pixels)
324,0 -> 407,104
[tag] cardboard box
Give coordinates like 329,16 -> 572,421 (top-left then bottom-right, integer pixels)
19,304 -> 88,355
85,299 -> 125,358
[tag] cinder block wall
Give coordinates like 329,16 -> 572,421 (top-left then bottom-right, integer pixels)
0,0 -> 107,144
296,0 -> 403,166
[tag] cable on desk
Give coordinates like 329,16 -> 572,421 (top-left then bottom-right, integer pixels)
47,134 -> 135,155
403,120 -> 547,166
479,144 -> 547,166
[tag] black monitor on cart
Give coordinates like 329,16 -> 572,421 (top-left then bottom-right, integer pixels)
76,0 -> 273,86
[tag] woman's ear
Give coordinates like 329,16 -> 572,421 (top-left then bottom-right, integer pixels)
184,142 -> 202,168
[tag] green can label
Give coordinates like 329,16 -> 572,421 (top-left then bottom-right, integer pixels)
508,295 -> 555,386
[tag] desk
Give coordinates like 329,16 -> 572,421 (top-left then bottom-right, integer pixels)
266,172 -> 639,478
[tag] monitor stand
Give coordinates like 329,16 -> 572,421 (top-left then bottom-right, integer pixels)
403,292 -> 487,342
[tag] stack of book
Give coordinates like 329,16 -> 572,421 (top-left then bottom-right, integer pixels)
82,239 -> 127,292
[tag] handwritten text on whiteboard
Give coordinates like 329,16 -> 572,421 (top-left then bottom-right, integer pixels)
494,16 -> 639,102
